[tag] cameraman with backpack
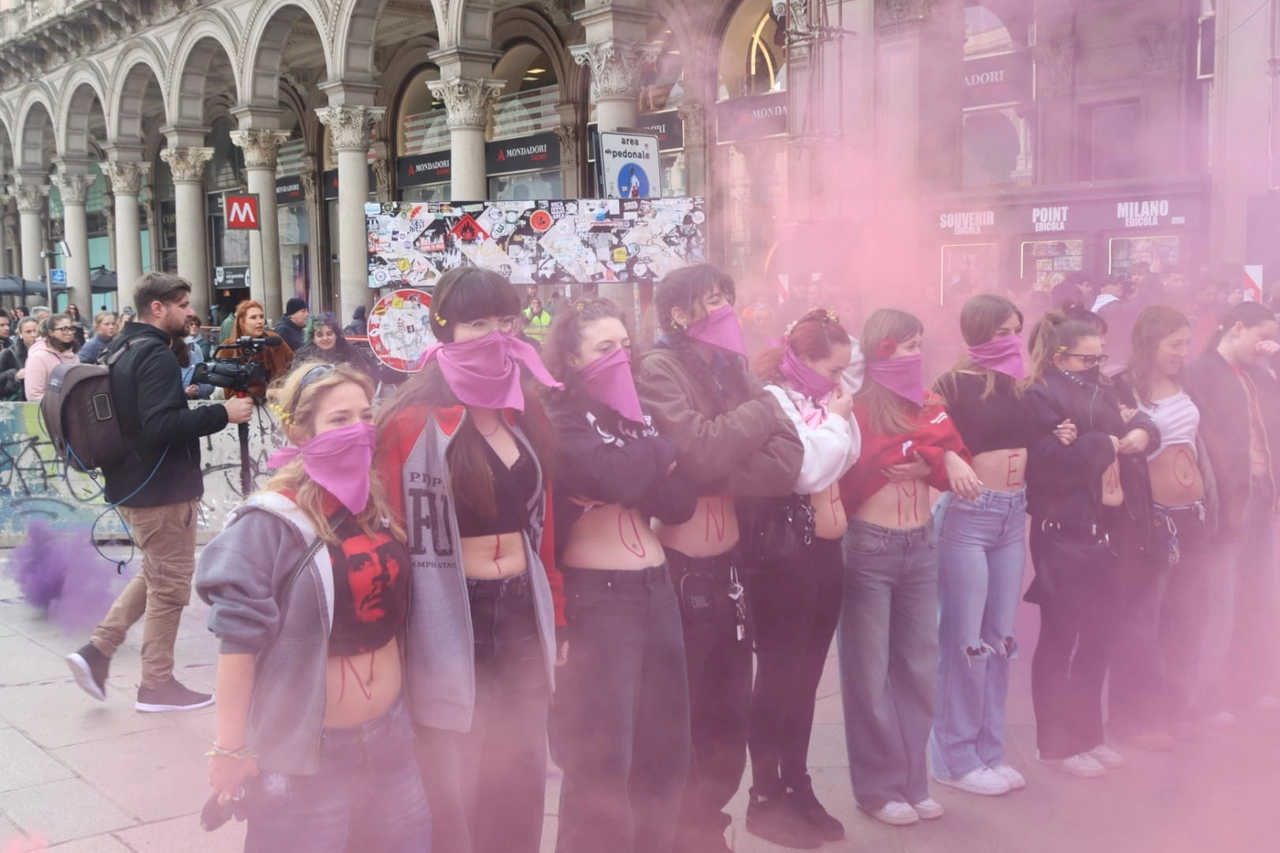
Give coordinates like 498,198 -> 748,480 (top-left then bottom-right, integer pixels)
66,273 -> 253,712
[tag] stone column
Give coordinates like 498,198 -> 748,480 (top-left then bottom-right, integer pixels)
101,160 -> 150,309
678,101 -> 707,196
316,105 -> 383,325
0,195 -> 10,277
160,147 -> 215,322
554,124 -> 580,198
427,76 -> 503,201
50,168 -> 97,317
12,181 -> 46,301
231,129 -> 291,321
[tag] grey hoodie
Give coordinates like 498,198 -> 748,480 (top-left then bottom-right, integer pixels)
196,493 -> 343,775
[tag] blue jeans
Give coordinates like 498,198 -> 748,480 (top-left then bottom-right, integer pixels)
550,564 -> 690,853
838,520 -> 939,811
929,489 -> 1027,780
245,697 -> 431,853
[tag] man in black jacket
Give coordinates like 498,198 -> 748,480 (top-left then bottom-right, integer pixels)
66,273 -> 253,712
275,297 -> 309,351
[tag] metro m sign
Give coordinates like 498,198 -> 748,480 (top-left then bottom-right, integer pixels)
225,194 -> 261,230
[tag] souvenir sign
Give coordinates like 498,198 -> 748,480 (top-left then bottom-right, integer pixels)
367,288 -> 435,373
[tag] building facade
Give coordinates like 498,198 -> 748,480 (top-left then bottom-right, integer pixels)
0,0 -> 1266,325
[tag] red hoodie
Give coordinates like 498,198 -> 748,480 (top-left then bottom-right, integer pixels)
838,399 -> 970,512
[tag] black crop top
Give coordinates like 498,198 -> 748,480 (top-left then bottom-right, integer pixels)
325,515 -> 410,657
453,439 -> 539,538
935,371 -> 1035,456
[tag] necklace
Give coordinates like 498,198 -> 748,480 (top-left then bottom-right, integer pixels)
473,416 -> 503,437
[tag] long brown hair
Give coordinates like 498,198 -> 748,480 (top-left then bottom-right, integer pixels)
377,268 -> 555,519
1126,305 -> 1190,405
543,297 -> 631,384
752,307 -> 850,384
939,294 -> 1025,401
857,308 -> 925,436
1027,311 -> 1103,385
265,362 -> 404,544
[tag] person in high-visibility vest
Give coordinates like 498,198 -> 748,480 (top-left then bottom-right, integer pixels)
523,298 -> 552,344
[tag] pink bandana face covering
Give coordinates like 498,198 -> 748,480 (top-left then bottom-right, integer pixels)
578,346 -> 645,423
867,353 -> 925,407
417,331 -> 563,411
967,334 -> 1026,380
781,345 -> 837,401
268,421 -> 377,514
686,304 -> 747,359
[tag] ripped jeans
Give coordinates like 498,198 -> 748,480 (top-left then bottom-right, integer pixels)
930,488 -> 1027,780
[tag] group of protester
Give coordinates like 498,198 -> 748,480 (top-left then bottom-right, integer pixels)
54,263 -> 1278,853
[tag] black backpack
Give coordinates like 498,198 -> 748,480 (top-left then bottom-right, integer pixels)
40,338 -> 157,472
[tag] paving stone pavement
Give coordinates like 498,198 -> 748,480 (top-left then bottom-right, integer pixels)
1,551 -> 1278,852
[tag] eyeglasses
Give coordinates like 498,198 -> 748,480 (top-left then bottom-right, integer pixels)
50,326 -> 74,334
460,316 -> 518,335
1064,353 -> 1109,368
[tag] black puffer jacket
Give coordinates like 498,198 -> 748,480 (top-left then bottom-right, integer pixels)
1025,368 -> 1161,547
103,322 -> 230,507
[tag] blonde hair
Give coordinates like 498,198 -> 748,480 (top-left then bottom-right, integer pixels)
264,361 -> 404,544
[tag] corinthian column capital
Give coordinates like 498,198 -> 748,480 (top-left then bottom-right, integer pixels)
230,130 -> 292,169
571,39 -> 662,101
101,161 -> 150,196
160,147 -> 215,182
426,78 -> 505,130
50,173 -> 98,206
316,106 -> 385,152
11,182 -> 48,213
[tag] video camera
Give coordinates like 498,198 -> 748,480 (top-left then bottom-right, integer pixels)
192,336 -> 281,396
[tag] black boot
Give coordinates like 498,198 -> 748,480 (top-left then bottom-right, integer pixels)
745,788 -> 822,849
786,775 -> 845,842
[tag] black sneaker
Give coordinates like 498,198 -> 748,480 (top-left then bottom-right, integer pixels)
135,678 -> 215,713
746,790 -> 823,849
66,644 -> 109,701
787,775 -> 846,842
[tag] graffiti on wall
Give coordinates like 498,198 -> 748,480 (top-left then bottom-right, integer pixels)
0,402 -> 285,547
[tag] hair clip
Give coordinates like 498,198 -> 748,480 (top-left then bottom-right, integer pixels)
1056,345 -> 1069,354
783,320 -> 799,340
875,337 -> 898,359
824,309 -> 839,324
575,302 -> 587,312
434,315 -> 447,326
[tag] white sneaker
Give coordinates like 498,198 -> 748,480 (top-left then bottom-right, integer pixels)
912,798 -> 945,820
1257,696 -> 1280,712
1038,751 -> 1106,778
933,767 -> 1011,796
1203,711 -> 1237,728
989,764 -> 1027,790
868,801 -> 919,826
1089,744 -> 1125,769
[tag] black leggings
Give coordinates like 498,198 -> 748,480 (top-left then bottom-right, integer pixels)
747,536 -> 844,795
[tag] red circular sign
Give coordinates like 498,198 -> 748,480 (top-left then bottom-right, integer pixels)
529,210 -> 554,232
366,288 -> 435,373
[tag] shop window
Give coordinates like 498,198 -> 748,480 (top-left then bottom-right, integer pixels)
398,67 -> 447,157
962,109 -> 1022,187
941,243 -> 999,305
488,171 -> 562,202
1021,239 -> 1085,292
718,0 -> 784,101
207,119 -> 244,191
492,45 -> 559,140
1078,100 -> 1142,181
1110,235 -> 1181,278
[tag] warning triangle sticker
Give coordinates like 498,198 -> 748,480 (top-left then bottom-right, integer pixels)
450,213 -> 490,243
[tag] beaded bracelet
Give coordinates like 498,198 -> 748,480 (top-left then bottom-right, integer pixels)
204,744 -> 257,760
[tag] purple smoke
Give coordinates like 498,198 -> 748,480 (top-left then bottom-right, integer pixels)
5,520 -> 128,634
